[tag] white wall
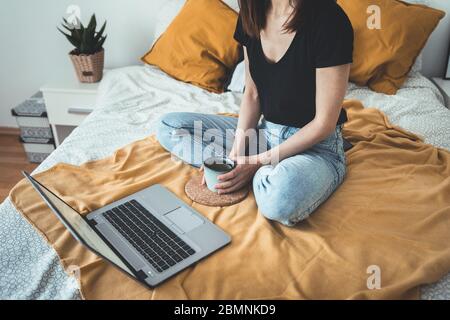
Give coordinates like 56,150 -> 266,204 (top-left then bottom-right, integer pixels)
0,0 -> 165,127
1,0 -> 449,128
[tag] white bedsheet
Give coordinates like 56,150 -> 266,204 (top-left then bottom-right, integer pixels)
0,65 -> 449,299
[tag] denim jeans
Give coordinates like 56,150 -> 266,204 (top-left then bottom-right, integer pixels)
156,112 -> 347,226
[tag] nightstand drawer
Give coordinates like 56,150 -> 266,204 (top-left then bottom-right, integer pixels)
43,91 -> 96,126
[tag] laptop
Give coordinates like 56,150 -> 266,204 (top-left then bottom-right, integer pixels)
23,171 -> 231,288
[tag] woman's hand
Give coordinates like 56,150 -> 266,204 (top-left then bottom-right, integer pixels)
215,155 -> 262,195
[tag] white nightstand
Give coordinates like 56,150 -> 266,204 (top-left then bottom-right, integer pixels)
431,77 -> 450,109
41,71 -> 103,146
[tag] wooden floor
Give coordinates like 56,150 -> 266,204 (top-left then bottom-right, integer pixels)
0,128 -> 38,202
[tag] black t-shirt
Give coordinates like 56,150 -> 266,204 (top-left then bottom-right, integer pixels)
233,0 -> 354,128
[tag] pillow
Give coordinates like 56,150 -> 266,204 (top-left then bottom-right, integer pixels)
411,53 -> 423,73
142,0 -> 240,93
221,0 -> 240,12
227,60 -> 245,93
337,0 -> 445,95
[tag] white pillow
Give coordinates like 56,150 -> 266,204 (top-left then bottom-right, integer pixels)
221,0 -> 240,12
412,53 -> 423,72
227,61 -> 246,93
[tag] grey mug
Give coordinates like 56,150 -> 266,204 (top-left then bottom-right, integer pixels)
203,156 -> 236,193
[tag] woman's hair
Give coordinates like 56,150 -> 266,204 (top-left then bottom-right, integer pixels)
238,0 -> 332,38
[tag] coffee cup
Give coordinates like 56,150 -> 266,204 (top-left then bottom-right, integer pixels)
203,156 -> 236,193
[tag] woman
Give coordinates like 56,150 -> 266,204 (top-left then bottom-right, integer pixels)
157,0 -> 354,226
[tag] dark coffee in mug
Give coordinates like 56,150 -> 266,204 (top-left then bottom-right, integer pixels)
205,163 -> 234,172
204,157 -> 235,172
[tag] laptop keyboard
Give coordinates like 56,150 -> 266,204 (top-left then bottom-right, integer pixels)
103,200 -> 196,273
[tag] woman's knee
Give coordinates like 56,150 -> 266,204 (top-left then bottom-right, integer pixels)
156,112 -> 188,151
253,166 -> 308,226
157,112 -> 187,134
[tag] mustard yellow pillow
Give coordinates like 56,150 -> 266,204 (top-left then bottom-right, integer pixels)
337,0 -> 445,95
142,0 -> 240,93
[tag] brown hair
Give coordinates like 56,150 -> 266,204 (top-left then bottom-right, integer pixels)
238,0 -> 330,38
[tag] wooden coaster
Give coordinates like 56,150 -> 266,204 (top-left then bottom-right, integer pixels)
185,175 -> 249,207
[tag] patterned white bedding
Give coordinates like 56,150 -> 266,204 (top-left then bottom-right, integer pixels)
1,65 -> 449,299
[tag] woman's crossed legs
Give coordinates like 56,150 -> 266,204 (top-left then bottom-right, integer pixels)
157,112 -> 346,226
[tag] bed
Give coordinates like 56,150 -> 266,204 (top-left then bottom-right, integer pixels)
1,64 -> 449,299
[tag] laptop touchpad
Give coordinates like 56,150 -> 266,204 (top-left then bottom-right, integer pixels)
165,207 -> 204,234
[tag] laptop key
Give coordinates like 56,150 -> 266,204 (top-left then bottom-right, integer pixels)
173,254 -> 183,263
166,258 -> 176,267
181,244 -> 192,251
176,249 -> 189,259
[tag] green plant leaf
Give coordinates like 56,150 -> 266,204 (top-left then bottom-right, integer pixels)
95,35 -> 107,51
82,14 -> 97,53
61,23 -> 72,32
72,27 -> 82,43
79,37 -> 85,54
62,18 -> 73,29
60,18 -> 80,42
79,20 -> 85,33
57,28 -> 80,49
88,14 -> 97,30
80,29 -> 89,54
94,21 -> 107,43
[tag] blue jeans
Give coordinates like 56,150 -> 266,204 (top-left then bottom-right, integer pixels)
156,112 -> 347,226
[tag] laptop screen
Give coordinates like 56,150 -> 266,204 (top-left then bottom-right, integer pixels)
29,175 -> 134,276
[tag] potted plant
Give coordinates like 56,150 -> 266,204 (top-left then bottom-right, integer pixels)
58,14 -> 107,83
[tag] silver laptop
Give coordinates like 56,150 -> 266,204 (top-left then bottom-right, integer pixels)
23,171 -> 231,288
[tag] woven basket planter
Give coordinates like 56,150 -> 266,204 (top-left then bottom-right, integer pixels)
69,49 -> 104,83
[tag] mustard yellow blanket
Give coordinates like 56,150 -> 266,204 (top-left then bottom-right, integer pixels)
10,100 -> 450,299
